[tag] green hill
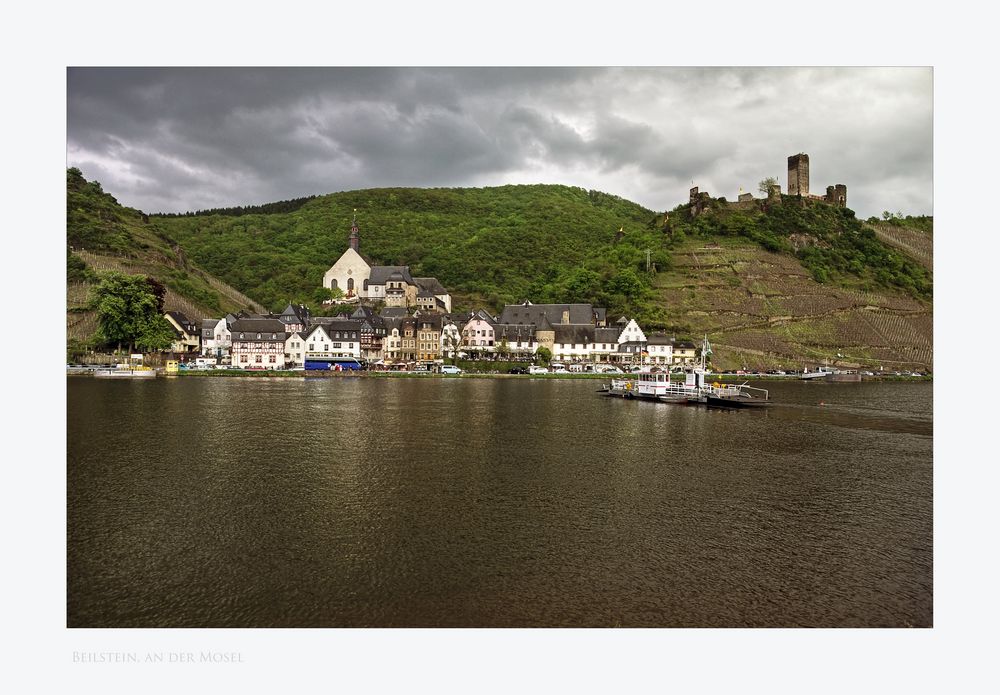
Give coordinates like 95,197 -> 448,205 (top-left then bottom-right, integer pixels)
66,168 -> 265,352
149,182 -> 931,371
154,185 -> 669,318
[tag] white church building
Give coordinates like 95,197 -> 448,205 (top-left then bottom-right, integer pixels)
322,212 -> 451,312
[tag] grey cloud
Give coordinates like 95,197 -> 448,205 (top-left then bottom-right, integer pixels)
67,67 -> 932,217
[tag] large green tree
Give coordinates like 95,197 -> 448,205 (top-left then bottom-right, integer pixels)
91,271 -> 175,353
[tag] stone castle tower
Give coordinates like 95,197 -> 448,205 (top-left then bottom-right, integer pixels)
787,153 -> 809,197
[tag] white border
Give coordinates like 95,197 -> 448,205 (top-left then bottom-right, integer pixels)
3,1 -> 993,693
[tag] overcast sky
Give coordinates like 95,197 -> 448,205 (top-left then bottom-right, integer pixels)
67,67 -> 932,219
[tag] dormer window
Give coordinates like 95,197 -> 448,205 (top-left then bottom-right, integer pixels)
256,333 -> 261,339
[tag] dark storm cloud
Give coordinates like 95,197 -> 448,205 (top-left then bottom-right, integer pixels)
67,67 -> 932,217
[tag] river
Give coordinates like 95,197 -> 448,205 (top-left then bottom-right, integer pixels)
67,376 -> 932,627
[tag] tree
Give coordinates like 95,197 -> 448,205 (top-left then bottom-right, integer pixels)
536,346 -> 552,366
90,271 -> 174,353
496,337 -> 510,361
758,177 -> 779,196
441,325 -> 462,363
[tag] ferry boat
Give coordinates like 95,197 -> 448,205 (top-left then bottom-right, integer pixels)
600,337 -> 770,408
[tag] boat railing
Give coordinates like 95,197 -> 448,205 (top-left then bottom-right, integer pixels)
738,384 -> 769,400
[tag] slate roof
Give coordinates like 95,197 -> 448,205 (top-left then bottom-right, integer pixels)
553,325 -> 595,345
280,303 -> 310,323
494,323 -> 537,342
414,277 -> 448,295
380,307 -> 409,319
471,309 -> 497,325
497,302 -> 602,326
416,314 -> 443,330
166,311 -> 198,335
594,327 -> 622,343
646,332 -> 675,345
229,318 -> 288,341
311,318 -> 362,332
368,265 -> 414,285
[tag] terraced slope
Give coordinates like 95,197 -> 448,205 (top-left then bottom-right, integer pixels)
867,221 -> 933,272
652,236 -> 932,371
66,169 -> 265,350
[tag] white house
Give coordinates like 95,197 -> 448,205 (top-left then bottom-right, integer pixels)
440,317 -> 463,358
590,326 -> 622,362
552,325 -> 595,362
284,331 -> 306,367
201,316 -> 233,358
645,333 -> 675,365
382,318 -> 402,363
305,320 -> 362,360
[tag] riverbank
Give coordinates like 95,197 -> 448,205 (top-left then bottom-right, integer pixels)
68,368 -> 930,382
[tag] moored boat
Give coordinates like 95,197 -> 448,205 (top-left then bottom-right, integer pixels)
599,336 -> 771,408
94,354 -> 157,378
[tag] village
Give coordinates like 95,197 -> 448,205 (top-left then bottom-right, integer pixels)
158,213 -> 699,373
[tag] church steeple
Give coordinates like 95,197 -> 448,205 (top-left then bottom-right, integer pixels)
349,209 -> 360,252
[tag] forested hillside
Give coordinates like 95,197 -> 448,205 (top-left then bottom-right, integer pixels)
66,169 -> 264,351
132,180 -> 931,370
155,185 -> 670,320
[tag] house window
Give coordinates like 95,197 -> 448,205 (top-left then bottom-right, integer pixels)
309,344 -> 314,351
269,355 -> 276,363
347,278 -> 354,292
255,355 -> 262,363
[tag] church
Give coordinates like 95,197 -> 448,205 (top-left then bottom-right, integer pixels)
322,212 -> 452,312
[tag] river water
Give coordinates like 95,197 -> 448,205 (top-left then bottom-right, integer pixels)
67,376 -> 932,627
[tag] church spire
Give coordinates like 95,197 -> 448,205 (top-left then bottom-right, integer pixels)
349,209 -> 360,252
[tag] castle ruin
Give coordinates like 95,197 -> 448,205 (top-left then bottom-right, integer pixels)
788,152 -> 847,207
686,153 -> 847,217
